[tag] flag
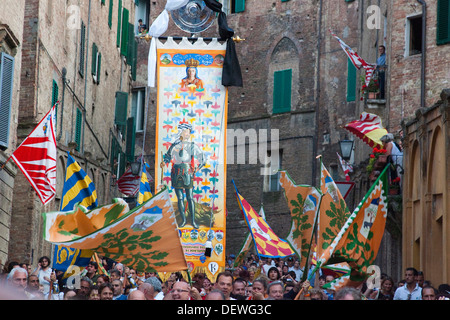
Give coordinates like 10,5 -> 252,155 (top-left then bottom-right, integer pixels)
233,207 -> 266,268
330,30 -> 376,98
277,171 -> 322,268
137,162 -> 153,205
330,30 -> 367,70
344,112 -> 389,148
317,165 -> 389,290
232,180 -> 295,259
316,161 -> 351,261
53,152 -> 99,277
60,152 -> 98,211
116,167 -> 140,196
44,188 -> 188,273
337,152 -> 353,182
11,104 -> 57,205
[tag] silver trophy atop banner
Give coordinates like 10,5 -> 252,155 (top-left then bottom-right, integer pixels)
171,0 -> 215,34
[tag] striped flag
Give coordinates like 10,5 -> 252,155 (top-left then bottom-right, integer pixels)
278,171 -> 322,271
330,30 -> 367,70
11,104 -> 57,205
344,112 -> 388,148
53,152 -> 98,277
137,162 -> 153,205
318,165 -> 389,290
233,180 -> 295,259
60,152 -> 98,211
337,152 -> 353,182
116,167 -> 140,196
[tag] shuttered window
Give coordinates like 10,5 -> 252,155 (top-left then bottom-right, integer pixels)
437,0 -> 450,45
120,8 -> 129,56
233,0 -> 245,13
79,21 -> 86,77
346,58 -> 356,102
273,69 -> 292,114
0,53 -> 15,149
51,79 -> 59,130
116,0 -> 122,47
115,91 -> 128,137
75,108 -> 82,152
91,43 -> 101,84
125,117 -> 135,162
108,0 -> 113,29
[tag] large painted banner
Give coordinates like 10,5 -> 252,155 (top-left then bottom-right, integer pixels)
155,37 -> 227,281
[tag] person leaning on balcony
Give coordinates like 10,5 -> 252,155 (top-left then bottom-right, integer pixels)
380,133 -> 403,183
376,45 -> 386,99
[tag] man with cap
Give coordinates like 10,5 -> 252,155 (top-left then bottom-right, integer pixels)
162,122 -> 205,229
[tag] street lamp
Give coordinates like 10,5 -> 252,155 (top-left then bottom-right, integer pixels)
339,139 -> 354,161
130,161 -> 141,176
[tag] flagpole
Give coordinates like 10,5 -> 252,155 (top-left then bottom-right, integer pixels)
0,156 -> 11,171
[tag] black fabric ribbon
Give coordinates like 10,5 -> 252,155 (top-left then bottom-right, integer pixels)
204,0 -> 243,87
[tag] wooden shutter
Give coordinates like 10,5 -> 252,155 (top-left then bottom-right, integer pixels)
108,0 -> 113,29
0,53 -> 14,149
437,0 -> 450,45
234,0 -> 245,13
97,53 -> 101,84
79,21 -> 86,77
51,79 -> 59,130
346,58 -> 356,102
115,91 -> 128,136
91,42 -> 98,76
116,0 -> 122,47
120,8 -> 129,56
125,117 -> 136,162
75,108 -> 82,151
273,69 -> 292,114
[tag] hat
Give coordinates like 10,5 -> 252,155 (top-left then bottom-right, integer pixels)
145,276 -> 162,292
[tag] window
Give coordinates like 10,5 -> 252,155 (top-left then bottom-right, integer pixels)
406,15 -> 423,56
135,0 -> 149,35
51,79 -> 59,130
437,0 -> 450,45
273,69 -> 292,114
91,43 -> 101,84
120,8 -> 130,56
346,58 -> 356,102
75,108 -> 82,152
125,117 -> 135,162
0,52 -> 14,150
232,0 -> 245,13
108,0 -> 113,29
117,0 -> 122,47
115,91 -> 128,138
132,89 -> 145,132
264,149 -> 282,192
79,21 -> 86,77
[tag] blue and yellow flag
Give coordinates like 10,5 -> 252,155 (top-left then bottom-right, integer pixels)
137,162 -> 153,205
53,152 -> 98,277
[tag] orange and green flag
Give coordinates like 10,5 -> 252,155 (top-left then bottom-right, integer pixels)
44,188 -> 187,273
317,161 -> 351,259
232,180 -> 295,259
278,171 -> 322,270
316,165 -> 389,290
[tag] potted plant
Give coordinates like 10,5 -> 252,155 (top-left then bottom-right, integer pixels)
360,75 -> 380,100
389,177 -> 401,195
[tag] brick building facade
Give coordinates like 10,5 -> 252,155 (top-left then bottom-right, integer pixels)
2,0 -> 138,269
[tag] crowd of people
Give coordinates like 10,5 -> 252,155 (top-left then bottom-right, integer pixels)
1,253 -> 449,301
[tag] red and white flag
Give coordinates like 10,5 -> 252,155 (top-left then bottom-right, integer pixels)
116,167 -> 140,196
11,104 -> 57,205
330,30 -> 368,69
337,152 -> 353,182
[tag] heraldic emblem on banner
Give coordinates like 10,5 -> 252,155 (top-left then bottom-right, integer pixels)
155,37 -> 227,280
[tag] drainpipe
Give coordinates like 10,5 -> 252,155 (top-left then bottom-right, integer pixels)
313,0 -> 323,186
417,0 -> 426,109
57,67 -> 67,141
82,0 -> 92,153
